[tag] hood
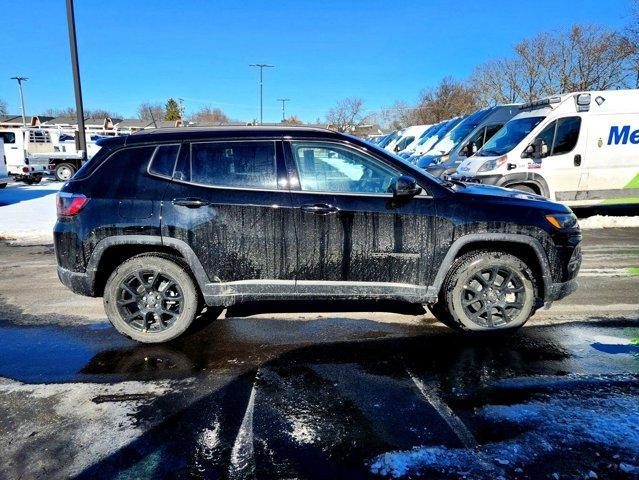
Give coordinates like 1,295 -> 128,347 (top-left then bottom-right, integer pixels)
455,154 -> 500,176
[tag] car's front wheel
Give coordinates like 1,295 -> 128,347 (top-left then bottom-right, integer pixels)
430,250 -> 537,333
103,254 -> 199,343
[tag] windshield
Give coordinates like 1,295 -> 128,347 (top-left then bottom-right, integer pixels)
378,131 -> 398,148
415,117 -> 464,154
428,109 -> 492,155
477,116 -> 545,157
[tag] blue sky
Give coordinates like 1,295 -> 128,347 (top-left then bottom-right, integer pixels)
1,0 -> 633,122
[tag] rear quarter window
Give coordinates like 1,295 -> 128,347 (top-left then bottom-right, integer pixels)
83,146 -> 156,197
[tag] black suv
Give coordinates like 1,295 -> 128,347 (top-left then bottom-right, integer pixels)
54,126 -> 581,343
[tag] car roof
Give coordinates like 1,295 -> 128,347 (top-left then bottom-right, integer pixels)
97,125 -> 348,148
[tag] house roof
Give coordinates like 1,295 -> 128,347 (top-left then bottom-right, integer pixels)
115,119 -> 155,128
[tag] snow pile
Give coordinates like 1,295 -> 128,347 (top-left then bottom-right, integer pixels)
579,215 -> 639,230
370,390 -> 639,478
0,181 -> 60,243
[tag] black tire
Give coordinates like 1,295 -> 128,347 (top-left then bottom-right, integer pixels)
429,250 -> 537,333
55,163 -> 76,182
510,184 -> 536,194
103,254 -> 200,343
32,175 -> 42,184
23,178 -> 34,185
0,183 -> 6,189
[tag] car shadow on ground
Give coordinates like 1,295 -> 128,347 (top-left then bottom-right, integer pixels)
62,316 -> 638,480
0,184 -> 58,207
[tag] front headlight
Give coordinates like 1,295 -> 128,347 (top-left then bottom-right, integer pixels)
477,155 -> 507,173
545,213 -> 579,230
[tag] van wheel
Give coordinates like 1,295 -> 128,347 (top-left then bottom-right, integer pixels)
429,250 -> 536,333
55,163 -> 76,182
0,183 -> 6,189
510,184 -> 536,194
104,254 -> 199,343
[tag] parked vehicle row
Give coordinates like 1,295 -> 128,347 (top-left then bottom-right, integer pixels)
371,89 -> 639,207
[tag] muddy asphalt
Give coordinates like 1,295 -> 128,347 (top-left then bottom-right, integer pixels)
0,228 -> 638,480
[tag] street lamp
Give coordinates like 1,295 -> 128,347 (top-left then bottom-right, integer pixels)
249,63 -> 274,124
277,98 -> 290,122
65,0 -> 87,160
10,76 -> 28,126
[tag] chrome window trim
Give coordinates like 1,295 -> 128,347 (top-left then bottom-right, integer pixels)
146,143 -> 182,179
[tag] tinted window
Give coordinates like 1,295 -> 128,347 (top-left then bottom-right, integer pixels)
0,132 -> 15,144
291,142 -> 400,194
483,124 -> 503,147
149,144 -> 180,177
189,141 -> 277,189
552,117 -> 581,155
89,146 -> 155,196
478,116 -> 545,157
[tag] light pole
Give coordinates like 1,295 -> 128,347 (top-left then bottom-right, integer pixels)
249,63 -> 274,124
65,0 -> 87,160
277,98 -> 290,122
10,76 -> 28,126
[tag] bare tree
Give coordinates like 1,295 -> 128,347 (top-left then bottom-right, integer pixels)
189,106 -> 230,124
413,77 -> 481,124
137,101 -> 165,121
281,115 -> 303,126
39,107 -> 120,119
627,0 -> 639,87
471,23 -> 636,104
39,107 -> 76,117
326,98 -> 365,132
0,99 -> 7,115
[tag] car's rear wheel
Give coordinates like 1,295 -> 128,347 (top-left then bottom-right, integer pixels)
104,254 -> 199,343
429,250 -> 536,333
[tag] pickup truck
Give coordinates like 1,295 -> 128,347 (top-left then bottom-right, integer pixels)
0,127 -> 90,183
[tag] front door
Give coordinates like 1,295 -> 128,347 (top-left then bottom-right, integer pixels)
284,140 -> 438,293
161,139 -> 297,287
531,116 -> 585,201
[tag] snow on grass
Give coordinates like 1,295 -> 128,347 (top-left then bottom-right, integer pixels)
579,215 -> 639,230
0,180 -> 60,243
370,390 -> 639,478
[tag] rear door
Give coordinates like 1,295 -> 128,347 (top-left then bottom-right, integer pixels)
160,138 -> 297,288
284,139 -> 438,295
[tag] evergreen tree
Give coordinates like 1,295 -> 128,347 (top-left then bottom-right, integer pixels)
165,98 -> 181,121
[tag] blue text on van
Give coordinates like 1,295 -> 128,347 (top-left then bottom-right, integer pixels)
608,126 -> 639,145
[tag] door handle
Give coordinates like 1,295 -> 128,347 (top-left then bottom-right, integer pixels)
172,198 -> 211,208
301,203 -> 339,215
574,154 -> 581,167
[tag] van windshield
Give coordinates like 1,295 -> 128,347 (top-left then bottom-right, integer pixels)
429,108 -> 492,154
476,116 -> 545,157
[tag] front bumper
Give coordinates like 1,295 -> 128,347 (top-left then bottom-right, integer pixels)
57,265 -> 95,297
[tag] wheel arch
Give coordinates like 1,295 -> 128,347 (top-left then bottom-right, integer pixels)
87,235 -> 211,296
431,233 -> 553,302
498,172 -> 550,198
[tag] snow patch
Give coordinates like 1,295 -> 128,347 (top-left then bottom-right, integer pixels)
0,180 -> 61,243
579,215 -> 639,230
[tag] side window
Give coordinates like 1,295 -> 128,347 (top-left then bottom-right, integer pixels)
534,121 -> 556,156
552,117 -> 581,155
482,124 -> 503,148
149,144 -> 180,177
0,132 -> 16,144
190,141 -> 277,189
290,142 -> 400,194
89,146 -> 156,197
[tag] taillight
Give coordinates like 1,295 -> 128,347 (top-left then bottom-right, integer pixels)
56,192 -> 89,217
22,166 -> 29,173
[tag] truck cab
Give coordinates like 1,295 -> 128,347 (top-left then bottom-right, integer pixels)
451,90 -> 639,206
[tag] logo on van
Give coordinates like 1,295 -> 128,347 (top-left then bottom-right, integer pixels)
608,126 -> 639,145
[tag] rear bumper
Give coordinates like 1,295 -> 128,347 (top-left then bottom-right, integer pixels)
57,265 -> 95,297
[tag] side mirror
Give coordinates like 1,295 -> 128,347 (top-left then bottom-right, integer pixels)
392,175 -> 422,199
524,144 -> 535,157
533,138 -> 548,159
394,144 -> 402,153
466,141 -> 477,156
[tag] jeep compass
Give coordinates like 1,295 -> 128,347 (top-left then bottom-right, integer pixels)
54,126 -> 581,343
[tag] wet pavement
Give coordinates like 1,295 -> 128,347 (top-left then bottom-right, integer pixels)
0,230 -> 638,479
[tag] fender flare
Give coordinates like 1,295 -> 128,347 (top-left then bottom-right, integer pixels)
85,235 -> 212,293
429,233 -> 553,300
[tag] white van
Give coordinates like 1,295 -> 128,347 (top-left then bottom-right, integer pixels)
452,90 -> 639,206
385,125 -> 430,153
0,138 -> 9,188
